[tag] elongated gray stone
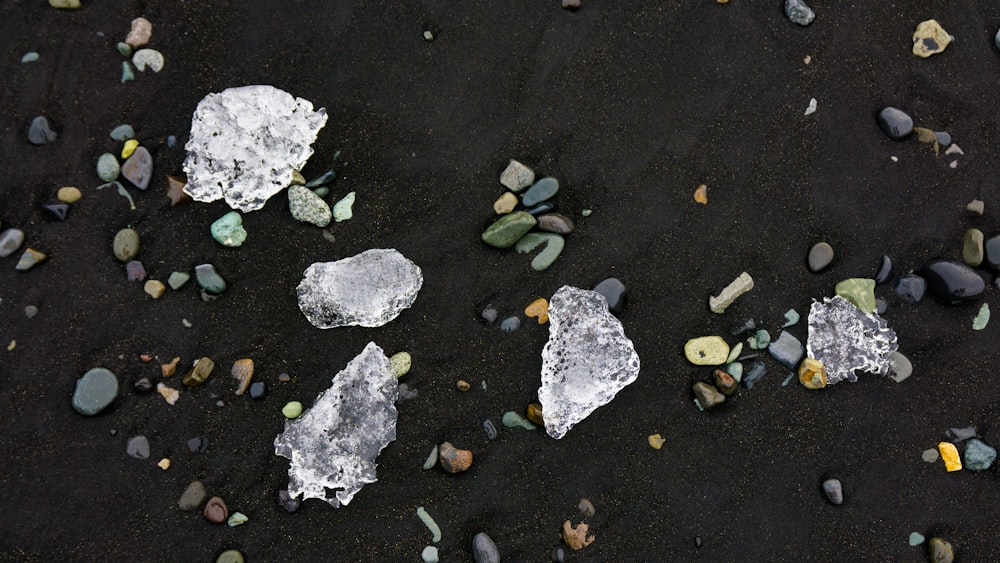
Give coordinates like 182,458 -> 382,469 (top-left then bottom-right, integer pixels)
520,177 -> 559,207
709,272 -> 754,314
72,368 -> 119,415
921,260 -> 985,300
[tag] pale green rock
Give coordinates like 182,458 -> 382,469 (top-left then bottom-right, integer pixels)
727,362 -> 743,382
112,228 -> 140,262
909,532 -> 925,546
116,42 -> 132,57
194,264 -> 226,294
210,211 -> 247,247
726,342 -> 743,364
972,303 -> 990,330
121,60 -> 134,83
389,352 -> 412,378
581,209 -> 592,216
481,211 -> 536,248
747,329 -> 770,350
288,185 -> 332,227
72,367 -> 119,416
97,153 -> 120,182
514,232 -> 564,271
49,0 -> 81,8
215,550 -> 245,563
501,411 -> 536,430
227,512 -> 248,527
312,186 -> 329,197
422,445 -> 438,470
333,191 -> 355,222
783,308 -> 800,327
21,52 -> 39,63
834,278 -> 877,313
282,401 -> 303,419
109,124 -> 134,141
168,271 -> 190,290
963,228 -> 984,267
963,438 -> 996,470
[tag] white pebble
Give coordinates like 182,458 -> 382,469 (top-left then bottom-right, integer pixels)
804,98 -> 817,115
421,546 -> 439,563
132,49 -> 165,72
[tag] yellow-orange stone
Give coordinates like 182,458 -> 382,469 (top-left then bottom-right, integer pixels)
938,442 -> 962,472
57,186 -> 82,203
798,358 -> 827,389
526,403 -> 544,426
157,458 -> 171,470
694,184 -> 708,204
648,434 -> 665,449
161,357 -> 180,377
525,298 -> 549,324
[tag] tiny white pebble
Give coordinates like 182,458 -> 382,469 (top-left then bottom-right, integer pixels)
182,318 -> 192,328
803,55 -> 812,64
949,160 -> 958,168
804,98 -> 817,115
891,156 -> 899,162
423,30 -> 434,41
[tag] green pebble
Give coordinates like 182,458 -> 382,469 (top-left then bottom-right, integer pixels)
227,512 -> 248,527
21,52 -> 39,63
312,186 -> 329,197
116,42 -> 132,57
112,228 -> 140,262
71,367 -> 119,416
121,60 -> 134,83
210,211 -> 247,247
215,550 -> 245,563
333,191 -> 355,222
747,330 -> 770,350
727,362 -> 743,382
389,351 -> 412,378
962,228 -> 984,267
501,411 -> 536,430
963,438 -> 996,470
97,153 -> 120,182
834,278 -> 876,313
282,401 -> 303,419
908,532 -> 925,546
422,445 -> 438,470
194,264 -> 226,294
481,211 -> 536,248
726,342 -> 743,364
972,303 -> 990,330
581,209 -> 592,217
782,308 -> 800,327
514,232 -> 564,271
168,271 -> 190,290
109,124 -> 134,141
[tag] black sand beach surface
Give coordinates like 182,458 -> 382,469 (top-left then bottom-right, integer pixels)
2,1 -> 999,560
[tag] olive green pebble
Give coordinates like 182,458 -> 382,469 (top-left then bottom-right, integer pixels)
216,550 -> 244,563
834,278 -> 876,313
113,228 -> 140,262
282,401 -> 303,419
97,153 -> 120,182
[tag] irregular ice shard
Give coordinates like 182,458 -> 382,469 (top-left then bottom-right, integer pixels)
806,296 -> 898,384
273,342 -> 397,507
182,85 -> 328,212
297,249 -> 423,328
538,286 -> 641,439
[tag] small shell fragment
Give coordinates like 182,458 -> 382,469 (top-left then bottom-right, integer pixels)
161,357 -> 180,377
156,383 -> 180,405
231,358 -> 254,395
132,49 -> 164,72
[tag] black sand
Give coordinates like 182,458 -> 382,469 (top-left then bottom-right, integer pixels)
2,1 -> 999,560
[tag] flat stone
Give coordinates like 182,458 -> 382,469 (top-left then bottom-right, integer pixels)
963,438 -> 996,471
894,274 -> 926,304
57,187 -> 82,203
921,449 -> 939,463
183,357 -> 216,387
472,532 -> 500,563
126,435 -> 150,459
28,116 -> 57,145
72,368 -> 119,415
125,261 -> 146,281
0,229 -> 25,257
984,234 -> 1000,271
15,248 -> 47,272
203,496 -> 228,524
42,203 -> 69,222
920,260 -> 985,300
807,242 -> 834,272
912,20 -> 951,58
125,17 -> 153,48
784,0 -> 815,26
768,331 -> 804,369
493,192 -> 517,214
945,426 -> 977,442
742,360 -> 766,389
304,169 -> 336,188
592,278 -> 627,314
834,278 -> 876,313
887,351 -> 913,383
499,159 -> 535,192
195,264 -> 227,294
178,480 -> 207,511
288,185 -> 332,227
211,211 -> 247,247
216,550 -> 245,563
144,280 -> 166,298
684,336 -> 729,365
333,191 -> 356,222
109,124 -> 134,141
526,202 -> 554,216
481,211 -> 536,248
120,146 -> 152,190
709,271 -> 754,314
515,232 -> 564,271
962,228 -> 984,267
877,107 -> 914,140
536,213 -> 574,234
168,271 -> 190,290
521,177 -> 559,207
938,442 -> 962,471
875,255 -> 893,284
822,478 -> 843,505
132,49 -> 164,72
113,228 -> 140,262
49,0 -> 81,8
928,538 -> 954,563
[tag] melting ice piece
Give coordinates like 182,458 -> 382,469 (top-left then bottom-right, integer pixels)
806,295 -> 898,384
273,342 -> 397,507
297,249 -> 423,328
182,85 -> 328,212
538,286 -> 641,439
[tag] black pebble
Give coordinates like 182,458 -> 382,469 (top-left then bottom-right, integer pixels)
43,203 -> 69,221
133,377 -> 152,393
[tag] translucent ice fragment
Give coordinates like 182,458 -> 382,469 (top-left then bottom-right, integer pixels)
273,342 -> 397,507
806,296 -> 898,384
538,286 -> 640,439
297,249 -> 423,328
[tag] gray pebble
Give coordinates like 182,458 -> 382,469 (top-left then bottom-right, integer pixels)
784,0 -> 815,26
483,419 -> 498,440
481,307 -> 498,324
894,274 -> 926,304
768,331 -> 803,369
278,489 -> 301,513
472,532 -> 500,563
249,381 -> 265,399
126,435 -> 150,459
874,255 -> 892,284
888,351 -> 913,383
500,316 -> 520,333
178,480 -> 207,511
878,107 -> 914,140
28,116 -> 57,145
822,478 -> 843,505
24,305 -> 38,318
945,426 -> 977,442
593,277 -> 627,314
807,242 -> 834,272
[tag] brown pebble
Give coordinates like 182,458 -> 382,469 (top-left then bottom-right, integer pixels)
526,403 -> 544,426
165,175 -> 191,206
562,520 -> 595,550
456,380 -> 471,392
231,358 -> 254,395
438,441 -> 473,473
712,369 -> 737,395
203,496 -> 228,524
577,498 -> 595,516
161,357 -> 179,377
183,357 -> 215,387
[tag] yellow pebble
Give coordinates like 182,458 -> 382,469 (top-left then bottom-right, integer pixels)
121,139 -> 139,159
7,340 -> 16,351
938,442 -> 962,472
648,433 -> 665,450
57,186 -> 82,203
157,458 -> 171,470
524,298 -> 549,324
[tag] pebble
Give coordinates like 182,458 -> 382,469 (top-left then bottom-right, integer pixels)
692,382 -> 725,409
481,307 -> 498,324
481,211 -> 536,248
920,260 -> 985,300
438,441 -> 473,473
416,506 -> 442,542
593,277 -> 627,314
562,521 -> 595,550
500,316 -> 520,333
121,139 -> 138,159
112,228 -> 139,262
144,280 -> 165,298
909,532 -> 926,546
194,263 -> 227,294
577,498 -> 595,516
288,185 -> 333,227
562,0 -> 580,10
125,17 -> 153,48
216,550 -> 244,563
972,303 -> 990,330
502,411 -> 536,430
231,359 -> 254,395
157,458 -> 171,470
782,309 -> 800,327
935,131 -> 952,147
515,232 -> 564,271
178,480 -> 207,511
132,49 -> 164,72
524,298 -> 549,324
521,177 -> 559,207
472,532 -> 501,563
984,234 -> 1000,271
822,478 -> 843,505
713,369 -> 738,395
134,377 -> 153,393
962,228 -> 984,267
186,436 -> 208,453
966,199 -> 984,216
536,213 -> 574,235
278,489 -> 301,512
49,0 -> 81,9
526,202 -> 555,216
25,305 -> 39,318
121,61 -> 134,83
390,352 -> 412,378
282,401 -> 303,418
875,255 -> 893,284
125,261 -> 146,281
27,116 -> 57,145
921,449 -> 939,463
72,367 -> 119,415
121,146 -> 152,190
876,298 -> 888,315
938,442 -> 962,471
57,186 -> 82,203
0,229 -> 25,257
499,159 -> 535,192
648,433 -> 666,449
834,278 -> 876,313
807,242 -> 834,272
211,211 -> 247,247
742,360 -> 767,389
895,274 -> 926,304
684,336 -> 729,365
42,203 -> 69,222
115,41 -> 131,56
784,0 -> 815,26
747,329 -> 770,350
731,318 -> 756,335
878,107 -> 914,140
798,357 -> 827,389
109,124 -> 134,141
768,331 -> 804,369
709,271 -> 754,314
126,435 -> 150,459
156,383 -> 179,404
423,445 -> 439,470
203,496 -> 228,524
421,546 -> 439,563
493,192 -> 518,214
912,19 -> 951,58
483,419 -> 498,440
182,357 -> 215,387
227,512 -> 248,527
928,537 -> 954,563
167,271 -> 190,290
21,51 -> 39,63
165,175 -> 190,206
277,372 -> 290,382
526,403 -> 544,425
249,381 -> 266,399
963,438 -> 996,470
693,184 -> 708,204
333,191 -> 356,222
15,248 -> 46,272
166,135 -> 176,148
304,169 -> 336,188
945,426 -> 977,442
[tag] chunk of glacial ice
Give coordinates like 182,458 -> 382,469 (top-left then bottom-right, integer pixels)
806,295 -> 898,384
182,85 -> 328,212
538,286 -> 641,439
273,342 -> 397,508
297,249 -> 423,329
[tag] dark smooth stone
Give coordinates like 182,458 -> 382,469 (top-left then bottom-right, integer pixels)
934,131 -> 952,147
186,436 -> 208,453
249,381 -> 265,399
894,274 -> 926,304
822,478 -> 844,505
730,318 -> 756,335
742,360 -> 766,389
472,532 -> 500,563
42,203 -> 69,221
305,169 -> 336,188
166,135 -> 177,148
126,435 -> 150,459
526,202 -> 555,216
807,242 -> 834,272
945,426 -> 977,442
521,177 -> 559,207
593,277 -> 627,314
203,496 -> 228,524
874,255 -> 892,284
920,260 -> 985,300
28,116 -> 57,145
877,107 -> 913,140
126,260 -> 146,281
536,213 -> 575,235
984,234 -> 1000,272
278,490 -> 300,513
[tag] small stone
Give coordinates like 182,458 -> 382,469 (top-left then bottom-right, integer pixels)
963,438 -> 996,471
768,331 -> 804,369
112,228 -> 140,262
693,184 -> 708,204
333,191 -> 356,222
966,199 -> 984,216
216,550 -> 244,563
472,532 -> 500,563
126,435 -> 150,459
42,203 -> 69,222
822,478 -> 843,505
0,229 -> 25,257
186,436 -> 208,453
125,17 -> 153,49
875,255 -> 893,284
57,187 -> 82,203
499,160 -> 535,192
742,360 -> 767,389
920,260 -> 985,300
126,261 -> 146,281
922,449 -> 939,463
561,521 -> 595,550
878,107 -> 914,140
500,316 -> 521,333
248,381 -> 264,399
231,359 -> 254,395
481,211 -> 537,248
120,61 -> 134,83
562,0 -> 581,10
194,264 -> 226,294
278,490 -> 300,513
109,125 -> 134,141
938,442 -> 962,472
516,232 -> 564,271
134,377 -> 153,393
804,97 -> 818,115
421,546 -> 439,563
227,512 -> 248,527
692,382 -> 725,409
798,358 -> 827,389
132,49 -> 164,72
121,139 -> 138,159
278,373 -> 290,382
311,186 -> 329,197
945,426 -> 977,442
27,116 -> 57,145
501,411 -> 536,430
987,234 -> 1000,271
713,369 -> 738,395
157,458 -> 171,470
282,401 -> 303,418
165,175 -> 190,206
210,212 -> 247,247
895,274 -> 927,304
709,272 -> 754,314
144,280 -> 165,298
909,532 -> 926,546
15,248 -> 46,271
972,303 -> 990,330
876,298 -> 888,315
72,367 -> 119,415
289,170 -> 306,185
21,52 -> 39,63
456,380 -> 471,392
182,357 -> 215,387
727,343 -> 743,363
648,433 -> 665,449
288,185 -> 332,227
525,298 -> 549,324
684,336 -> 730,365
935,131 -> 952,147
203,496 -> 228,524
24,305 -> 39,318
807,242 -> 834,272
156,383 -> 179,404
120,146 -> 152,190
521,177 -> 559,207
912,20 -> 951,58
536,213 -> 575,235
166,272 -> 189,290
928,537 -> 955,563
493,192 -> 517,214
304,169 -> 337,188
389,352 -> 412,378
747,329 -> 770,350
580,209 -> 592,216
526,403 -> 544,425
116,42 -> 132,57
481,307 -> 498,324
438,441 -> 472,473
834,278 -> 876,313
483,419 -> 498,440
962,228 -> 984,267
526,201 -> 555,216
97,153 -> 121,182
422,30 -> 435,42
593,278 -> 627,314
578,498 -> 595,516
784,0 -> 815,26
178,480 -> 207,511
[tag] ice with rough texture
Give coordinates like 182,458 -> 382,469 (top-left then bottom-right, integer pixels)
538,286 -> 641,439
297,249 -> 423,328
182,85 -> 328,212
273,342 -> 397,508
806,296 -> 898,384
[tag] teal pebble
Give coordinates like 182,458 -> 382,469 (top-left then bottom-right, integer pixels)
168,271 -> 190,290
97,153 -> 120,182
782,308 -> 800,327
963,438 -> 997,471
121,61 -> 134,83
195,264 -> 227,294
748,329 -> 771,350
333,191 -> 355,222
72,368 -> 119,416
210,211 -> 247,247
116,42 -> 132,57
909,532 -> 925,546
515,232 -> 564,271
501,411 -> 536,430
727,362 -> 743,382
21,52 -> 40,63
521,177 -> 559,207
109,124 -> 134,141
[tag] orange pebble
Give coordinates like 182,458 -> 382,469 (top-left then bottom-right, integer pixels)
694,184 -> 708,205
524,298 -> 549,324
140,354 -> 153,363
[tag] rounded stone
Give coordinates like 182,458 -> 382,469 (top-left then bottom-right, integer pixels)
807,242 -> 834,272
438,441 -> 473,473
894,274 -> 926,304
178,480 -> 207,511
536,213 -> 575,235
28,116 -> 57,145
877,107 -> 914,140
684,336 -> 730,365
288,185 -> 332,227
888,351 -> 913,383
112,228 -> 140,262
71,367 -> 119,415
216,550 -> 245,563
109,124 -> 134,141
472,532 -> 500,563
822,478 -> 843,505
984,234 -> 1000,271
282,401 -> 303,419
963,438 -> 997,471
144,280 -> 166,298
126,435 -> 150,459
920,260 -> 985,300
210,211 -> 247,247
96,153 -> 120,182
834,278 -> 876,313
194,264 -> 227,294
928,537 -> 954,563
962,228 -> 984,267
0,228 -> 26,258
481,211 -> 537,248
521,177 -> 559,207
389,352 -> 412,378
421,546 -> 439,563
203,496 -> 228,524
493,192 -> 518,214
57,186 -> 82,203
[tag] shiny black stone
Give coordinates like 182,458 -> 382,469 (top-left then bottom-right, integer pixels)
42,203 -> 69,221
592,277 -> 627,314
920,260 -> 985,300
984,234 -> 1000,272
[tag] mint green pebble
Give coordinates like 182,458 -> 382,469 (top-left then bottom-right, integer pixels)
727,362 -> 743,382
333,191 -> 355,222
210,211 -> 247,247
168,271 -> 190,290
908,532 -> 925,546
216,550 -> 244,563
515,232 -> 564,271
972,303 -> 990,330
227,512 -> 248,527
109,124 -> 134,142
21,52 -> 40,63
312,186 -> 329,197
121,60 -> 134,83
282,401 -> 303,419
501,411 -> 536,430
726,342 -> 743,364
116,42 -> 132,57
97,153 -> 120,182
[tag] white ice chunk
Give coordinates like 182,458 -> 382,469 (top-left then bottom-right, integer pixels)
297,249 -> 423,329
538,286 -> 641,439
273,342 -> 397,508
182,85 -> 328,212
806,296 -> 898,384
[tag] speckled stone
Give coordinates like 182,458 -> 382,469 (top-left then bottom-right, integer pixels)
113,228 -> 140,262
72,368 -> 119,415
